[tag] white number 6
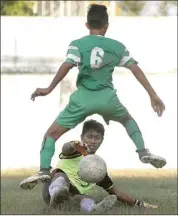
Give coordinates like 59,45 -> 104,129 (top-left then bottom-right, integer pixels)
90,47 -> 104,69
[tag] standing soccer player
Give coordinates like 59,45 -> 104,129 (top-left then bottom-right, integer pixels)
20,4 -> 166,189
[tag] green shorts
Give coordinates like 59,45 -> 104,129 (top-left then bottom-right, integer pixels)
55,86 -> 128,129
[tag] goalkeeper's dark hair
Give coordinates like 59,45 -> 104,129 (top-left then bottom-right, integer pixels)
87,4 -> 108,29
82,119 -> 105,137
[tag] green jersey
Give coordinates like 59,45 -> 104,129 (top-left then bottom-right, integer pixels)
65,35 -> 138,90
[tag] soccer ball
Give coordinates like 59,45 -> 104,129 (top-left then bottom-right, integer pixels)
78,154 -> 107,183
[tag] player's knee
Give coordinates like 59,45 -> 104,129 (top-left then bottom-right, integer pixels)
119,113 -> 133,125
44,128 -> 61,141
44,130 -> 58,141
44,122 -> 69,141
52,172 -> 70,186
49,175 -> 69,197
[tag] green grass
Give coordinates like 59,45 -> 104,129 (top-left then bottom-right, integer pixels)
1,169 -> 177,215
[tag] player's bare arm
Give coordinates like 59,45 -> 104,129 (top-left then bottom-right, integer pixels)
108,185 -> 137,206
108,185 -> 158,208
31,62 -> 74,101
127,64 -> 165,117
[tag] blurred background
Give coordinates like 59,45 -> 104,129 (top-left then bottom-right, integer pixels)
1,1 -> 177,170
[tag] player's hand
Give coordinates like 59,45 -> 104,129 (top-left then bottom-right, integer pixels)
150,94 -> 165,117
31,87 -> 51,101
71,141 -> 88,156
71,141 -> 88,149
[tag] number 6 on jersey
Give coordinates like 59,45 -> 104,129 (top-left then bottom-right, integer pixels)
90,47 -> 104,69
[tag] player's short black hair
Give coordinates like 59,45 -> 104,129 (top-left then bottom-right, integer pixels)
82,119 -> 105,137
87,4 -> 108,29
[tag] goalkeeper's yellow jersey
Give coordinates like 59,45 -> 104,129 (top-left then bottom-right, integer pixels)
56,155 -> 95,194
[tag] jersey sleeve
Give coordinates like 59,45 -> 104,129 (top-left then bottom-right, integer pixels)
117,44 -> 138,68
96,172 -> 114,191
65,41 -> 81,66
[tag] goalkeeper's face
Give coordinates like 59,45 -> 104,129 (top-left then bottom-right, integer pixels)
81,129 -> 103,154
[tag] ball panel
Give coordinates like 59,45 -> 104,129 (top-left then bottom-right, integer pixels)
78,155 -> 107,183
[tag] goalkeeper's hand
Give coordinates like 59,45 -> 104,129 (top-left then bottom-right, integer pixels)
71,140 -> 88,156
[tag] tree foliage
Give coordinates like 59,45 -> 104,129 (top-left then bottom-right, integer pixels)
1,1 -> 177,16
117,1 -> 146,16
117,1 -> 177,16
159,1 -> 177,16
1,1 -> 34,16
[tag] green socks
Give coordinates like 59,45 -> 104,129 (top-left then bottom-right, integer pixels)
124,119 -> 145,150
40,137 -> 55,169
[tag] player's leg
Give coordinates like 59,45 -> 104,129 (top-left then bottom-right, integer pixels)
102,90 -> 166,168
19,123 -> 70,190
74,194 -> 117,213
115,113 -> 166,168
40,123 -> 69,172
116,112 -> 166,168
20,90 -> 88,190
42,170 -> 70,207
48,172 -> 70,207
42,181 -> 51,205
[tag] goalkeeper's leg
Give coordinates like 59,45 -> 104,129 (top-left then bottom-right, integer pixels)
42,171 -> 70,207
48,172 -> 70,207
74,194 -> 117,213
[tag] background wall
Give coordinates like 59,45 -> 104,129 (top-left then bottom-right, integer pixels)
1,16 -> 177,73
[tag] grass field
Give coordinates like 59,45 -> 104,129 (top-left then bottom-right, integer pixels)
1,169 -> 177,215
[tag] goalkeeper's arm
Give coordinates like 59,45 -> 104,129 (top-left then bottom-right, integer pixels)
108,185 -> 158,208
62,141 -> 77,155
98,174 -> 158,208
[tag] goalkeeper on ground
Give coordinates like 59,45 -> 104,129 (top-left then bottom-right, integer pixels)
39,120 -> 158,212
